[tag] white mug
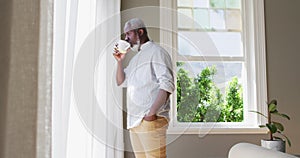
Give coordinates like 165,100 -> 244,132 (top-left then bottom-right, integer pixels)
116,40 -> 130,54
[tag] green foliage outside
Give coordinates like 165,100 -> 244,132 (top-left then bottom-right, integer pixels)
177,62 -> 244,122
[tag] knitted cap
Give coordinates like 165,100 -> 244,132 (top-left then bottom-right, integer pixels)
124,18 -> 146,33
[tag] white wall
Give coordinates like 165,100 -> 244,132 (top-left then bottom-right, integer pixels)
265,0 -> 300,154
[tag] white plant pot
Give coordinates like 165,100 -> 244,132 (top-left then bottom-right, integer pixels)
261,139 -> 286,152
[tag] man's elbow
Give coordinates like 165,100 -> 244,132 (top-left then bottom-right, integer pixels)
116,80 -> 124,86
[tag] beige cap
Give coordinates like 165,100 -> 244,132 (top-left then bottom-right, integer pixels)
124,18 -> 146,33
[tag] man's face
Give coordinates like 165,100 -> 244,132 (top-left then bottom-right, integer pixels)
124,30 -> 138,47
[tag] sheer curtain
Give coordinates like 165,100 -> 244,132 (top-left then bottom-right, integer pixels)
52,0 -> 123,158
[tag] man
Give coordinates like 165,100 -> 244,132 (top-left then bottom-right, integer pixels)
113,18 -> 174,158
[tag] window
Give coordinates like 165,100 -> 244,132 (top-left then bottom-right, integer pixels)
160,0 -> 268,133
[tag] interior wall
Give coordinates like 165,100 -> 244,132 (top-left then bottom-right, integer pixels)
121,0 -> 160,42
0,0 -> 12,157
265,0 -> 300,154
0,0 -> 40,157
121,0 -> 300,157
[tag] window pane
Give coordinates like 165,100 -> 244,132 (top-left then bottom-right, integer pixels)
176,61 -> 244,122
194,0 -> 209,8
226,0 -> 241,9
194,9 -> 210,29
226,10 -> 241,30
177,0 -> 194,7
210,0 -> 225,8
210,9 -> 225,30
178,8 -> 194,29
178,31 -> 243,57
178,32 -> 201,56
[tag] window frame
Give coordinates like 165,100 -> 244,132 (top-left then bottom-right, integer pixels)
160,0 -> 268,134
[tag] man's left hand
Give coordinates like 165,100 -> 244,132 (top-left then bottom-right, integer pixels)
143,114 -> 157,121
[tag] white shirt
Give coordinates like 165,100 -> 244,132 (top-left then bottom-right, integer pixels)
121,41 -> 175,129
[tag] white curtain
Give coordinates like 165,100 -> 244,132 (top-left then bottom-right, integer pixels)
52,0 -> 124,158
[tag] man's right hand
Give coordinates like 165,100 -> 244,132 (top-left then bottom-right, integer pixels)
113,44 -> 126,62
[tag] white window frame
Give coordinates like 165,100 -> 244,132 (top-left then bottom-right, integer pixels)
160,0 -> 268,134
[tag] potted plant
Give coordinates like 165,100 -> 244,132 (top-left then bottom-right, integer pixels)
251,99 -> 291,152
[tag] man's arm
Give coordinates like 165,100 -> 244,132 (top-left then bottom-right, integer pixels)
143,89 -> 170,121
113,47 -> 126,86
116,60 -> 125,86
144,48 -> 175,121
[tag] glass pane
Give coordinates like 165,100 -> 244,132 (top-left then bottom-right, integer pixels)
226,10 -> 241,30
178,8 -> 194,29
178,32 -> 201,56
226,0 -> 241,9
177,61 -> 244,122
177,0 -> 193,7
210,9 -> 225,30
194,0 -> 209,8
210,0 -> 225,8
194,9 -> 210,29
178,31 -> 243,57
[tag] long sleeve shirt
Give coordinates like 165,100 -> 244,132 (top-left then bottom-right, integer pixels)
120,41 -> 175,129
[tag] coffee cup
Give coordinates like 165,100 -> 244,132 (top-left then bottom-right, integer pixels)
116,40 -> 130,54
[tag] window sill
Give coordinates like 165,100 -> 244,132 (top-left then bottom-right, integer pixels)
167,127 -> 268,135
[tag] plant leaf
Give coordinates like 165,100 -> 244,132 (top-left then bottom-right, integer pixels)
277,130 -> 282,134
268,103 -> 277,112
272,121 -> 284,131
280,113 -> 291,120
278,133 -> 292,147
272,112 -> 291,120
269,99 -> 277,105
266,123 -> 277,134
270,109 -> 278,114
273,136 -> 282,140
249,110 -> 267,118
259,125 -> 266,128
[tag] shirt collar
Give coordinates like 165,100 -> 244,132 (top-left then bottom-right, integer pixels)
140,40 -> 153,51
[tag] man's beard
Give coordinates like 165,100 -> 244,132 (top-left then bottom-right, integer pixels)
130,36 -> 141,52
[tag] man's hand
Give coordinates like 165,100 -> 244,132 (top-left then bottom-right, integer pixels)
113,44 -> 127,62
144,90 -> 170,122
143,114 -> 157,121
